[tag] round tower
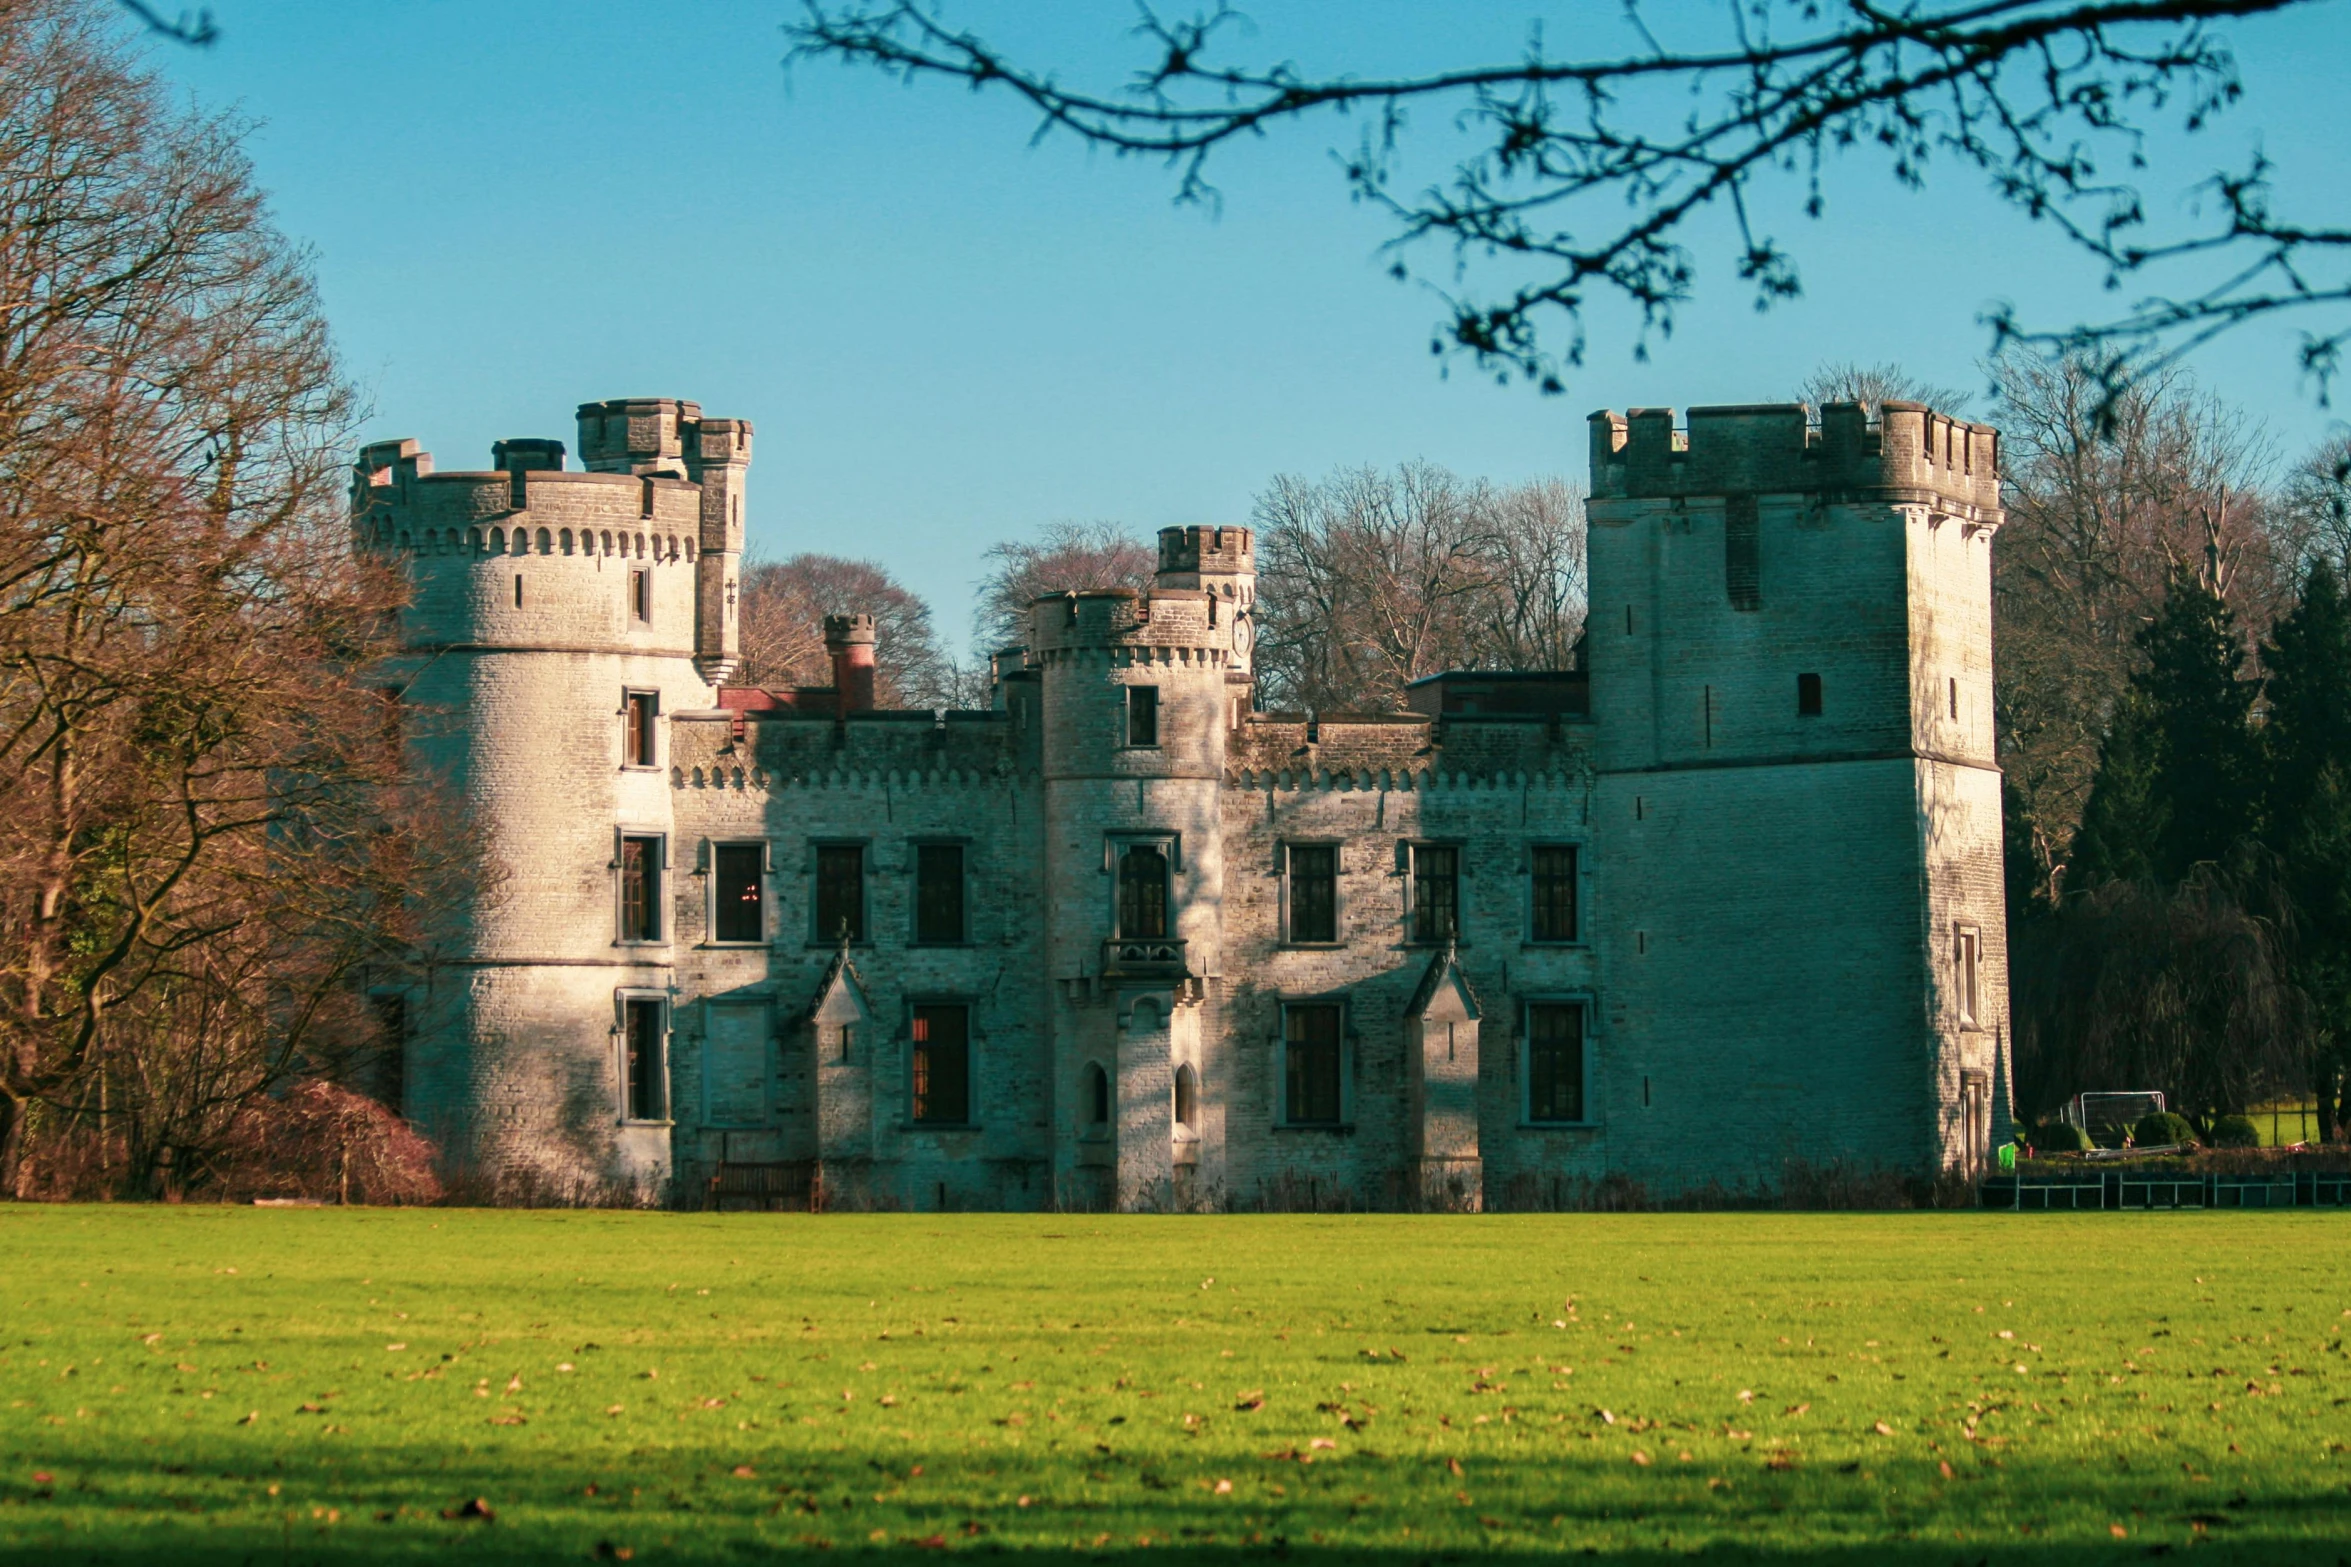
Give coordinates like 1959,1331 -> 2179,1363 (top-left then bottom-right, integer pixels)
1031,528 -> 1253,1209
353,398 -> 752,1200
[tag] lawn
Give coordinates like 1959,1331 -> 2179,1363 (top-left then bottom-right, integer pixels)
3,1209 -> 2347,1564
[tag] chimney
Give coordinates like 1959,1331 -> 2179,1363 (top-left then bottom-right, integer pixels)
825,613 -> 877,714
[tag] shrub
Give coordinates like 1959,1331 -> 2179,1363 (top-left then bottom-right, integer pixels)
2031,1121 -> 2093,1152
2207,1114 -> 2260,1149
2133,1110 -> 2198,1150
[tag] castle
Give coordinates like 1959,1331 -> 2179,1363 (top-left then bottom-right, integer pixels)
354,394 -> 2010,1209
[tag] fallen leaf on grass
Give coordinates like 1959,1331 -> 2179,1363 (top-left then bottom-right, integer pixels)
1939,1460 -> 1955,1479
592,1543 -> 634,1561
1446,1457 -> 1465,1477
488,1414 -> 526,1427
1737,1389 -> 1754,1403
1873,1421 -> 1896,1436
1309,1438 -> 1337,1451
236,1411 -> 258,1425
1212,1480 -> 1232,1495
384,1344 -> 406,1353
441,1497 -> 495,1522
604,1405 -> 625,1416
140,1334 -> 161,1346
1784,1403 -> 1810,1417
1234,1390 -> 1265,1412
2110,1524 -> 2129,1538
31,1472 -> 52,1485
1630,1451 -> 1651,1466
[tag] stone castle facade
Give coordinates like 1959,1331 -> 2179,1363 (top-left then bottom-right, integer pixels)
354,393 -> 2011,1209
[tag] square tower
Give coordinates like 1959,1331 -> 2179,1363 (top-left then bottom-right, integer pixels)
1585,401 -> 2009,1190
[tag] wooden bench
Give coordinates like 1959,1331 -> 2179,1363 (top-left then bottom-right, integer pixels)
706,1160 -> 816,1213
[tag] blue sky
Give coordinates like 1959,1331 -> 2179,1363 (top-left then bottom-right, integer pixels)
157,1 -> 2350,649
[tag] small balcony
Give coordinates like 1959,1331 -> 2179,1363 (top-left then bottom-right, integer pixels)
1102,936 -> 1188,979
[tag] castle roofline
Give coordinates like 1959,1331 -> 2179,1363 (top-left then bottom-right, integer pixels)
1588,398 -> 2001,514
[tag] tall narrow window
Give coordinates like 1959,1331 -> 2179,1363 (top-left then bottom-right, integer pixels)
1724,493 -> 1761,611
630,568 -> 651,623
1955,924 -> 1982,1028
1949,676 -> 1960,721
911,1004 -> 970,1124
1085,1061 -> 1111,1126
1117,845 -> 1168,939
1410,844 -> 1459,944
1173,1062 -> 1197,1130
1283,1003 -> 1344,1125
712,843 -> 765,943
1797,672 -> 1823,717
623,997 -> 667,1120
915,843 -> 966,944
1530,845 -> 1579,943
1126,685 -> 1159,746
514,574 -> 524,608
1287,844 -> 1338,943
618,835 -> 662,942
1527,1003 -> 1585,1123
815,844 -> 865,943
623,691 -> 658,767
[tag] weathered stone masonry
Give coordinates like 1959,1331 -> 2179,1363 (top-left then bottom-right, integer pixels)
354,392 -> 2011,1208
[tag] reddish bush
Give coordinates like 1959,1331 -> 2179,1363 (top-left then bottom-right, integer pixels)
216,1082 -> 442,1205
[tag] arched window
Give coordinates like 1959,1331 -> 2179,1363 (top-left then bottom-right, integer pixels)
1173,1063 -> 1197,1130
1117,845 -> 1168,939
488,526 -> 504,553
535,527 -> 552,554
1085,1062 -> 1111,1126
560,529 -> 573,555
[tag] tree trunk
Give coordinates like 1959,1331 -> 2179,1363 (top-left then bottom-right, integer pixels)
0,1093 -> 20,1199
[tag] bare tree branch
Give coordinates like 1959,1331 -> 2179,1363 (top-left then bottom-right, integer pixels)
787,0 -> 2342,409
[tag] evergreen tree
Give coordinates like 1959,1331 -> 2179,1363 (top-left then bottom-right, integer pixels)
2065,690 -> 2163,891
2138,571 -> 2260,879
2261,558 -> 2351,1140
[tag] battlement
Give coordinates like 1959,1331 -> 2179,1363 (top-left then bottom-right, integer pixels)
1588,401 -> 2000,515
1157,525 -> 1253,575
574,397 -> 755,476
1026,588 -> 1234,656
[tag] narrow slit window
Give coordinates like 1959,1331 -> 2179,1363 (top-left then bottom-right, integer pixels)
1949,676 -> 1960,721
1724,493 -> 1761,611
630,568 -> 651,623
1955,925 -> 1982,1028
712,843 -> 765,943
514,574 -> 523,607
1173,1062 -> 1197,1130
1127,685 -> 1159,747
1287,844 -> 1337,943
911,1004 -> 970,1125
1797,672 -> 1823,717
1085,1061 -> 1111,1126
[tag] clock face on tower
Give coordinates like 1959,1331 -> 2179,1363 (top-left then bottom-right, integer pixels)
1230,612 -> 1253,661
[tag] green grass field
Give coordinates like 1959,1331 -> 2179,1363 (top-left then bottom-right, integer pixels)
3,1208 -> 2348,1564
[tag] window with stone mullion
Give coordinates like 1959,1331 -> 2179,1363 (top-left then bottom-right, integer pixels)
1411,845 -> 1459,944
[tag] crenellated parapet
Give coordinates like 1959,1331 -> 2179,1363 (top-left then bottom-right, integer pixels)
1588,400 -> 2001,517
1025,588 -> 1237,664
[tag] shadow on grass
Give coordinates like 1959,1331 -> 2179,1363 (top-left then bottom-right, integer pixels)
6,1444 -> 2347,1565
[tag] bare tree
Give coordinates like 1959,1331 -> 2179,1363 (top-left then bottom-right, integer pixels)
738,552 -> 964,708
1252,462 -> 1585,712
973,521 -> 1156,653
0,0 -> 474,1195
1990,353 -> 2288,902
788,1 -> 2345,409
2275,432 -> 2351,578
1798,361 -> 1972,416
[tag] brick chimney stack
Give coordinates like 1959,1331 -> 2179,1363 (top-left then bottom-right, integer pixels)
824,614 -> 877,713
